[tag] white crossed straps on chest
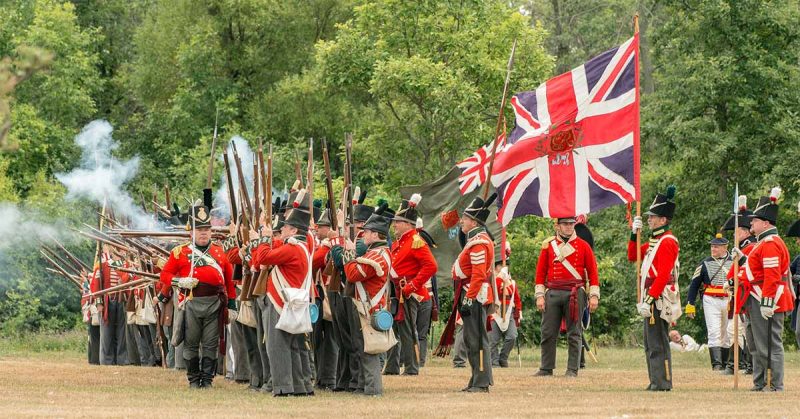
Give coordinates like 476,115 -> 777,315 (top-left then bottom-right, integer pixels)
189,246 -> 224,280
549,240 -> 583,281
271,241 -> 313,296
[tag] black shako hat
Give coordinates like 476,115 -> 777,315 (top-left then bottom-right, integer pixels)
643,185 -> 676,218
362,203 -> 394,237
394,193 -> 422,224
463,193 -> 497,225
749,187 -> 781,225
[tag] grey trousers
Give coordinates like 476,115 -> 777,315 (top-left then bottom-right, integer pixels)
643,305 -> 672,390
134,324 -> 156,366
230,320 -> 250,381
125,324 -> 140,365
331,291 -> 359,390
348,299 -> 383,395
490,317 -> 518,366
299,334 -> 314,391
99,300 -> 128,365
452,325 -> 468,367
313,318 -> 339,387
163,325 -> 175,368
266,300 -> 309,395
385,298 -> 420,375
87,324 -> 100,365
183,296 -> 222,360
416,299 -> 433,367
255,296 -> 272,390
540,289 -> 585,372
169,293 -> 186,369
463,301 -> 493,389
746,296 -> 785,390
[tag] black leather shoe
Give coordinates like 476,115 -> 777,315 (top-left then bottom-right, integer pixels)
464,387 -> 489,393
533,369 -> 553,377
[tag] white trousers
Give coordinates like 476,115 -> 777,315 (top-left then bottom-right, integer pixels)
726,312 -> 747,348
703,295 -> 730,348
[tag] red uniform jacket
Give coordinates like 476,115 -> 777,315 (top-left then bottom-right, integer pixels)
344,243 -> 391,312
744,230 -> 794,313
256,236 -> 312,313
628,230 -> 679,300
313,239 -> 332,286
90,253 -> 127,301
451,228 -> 495,304
158,242 -> 235,299
536,235 -> 599,288
727,239 -> 756,314
496,276 -> 522,317
390,228 -> 438,301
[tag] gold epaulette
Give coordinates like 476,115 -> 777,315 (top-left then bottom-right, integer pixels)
172,242 -> 189,258
541,236 -> 555,250
412,233 -> 426,249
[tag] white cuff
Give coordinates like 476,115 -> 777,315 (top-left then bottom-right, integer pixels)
534,284 -> 546,299
589,285 -> 600,300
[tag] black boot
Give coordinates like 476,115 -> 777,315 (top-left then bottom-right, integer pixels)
200,357 -> 217,388
709,347 -> 724,371
721,347 -> 733,375
187,357 -> 202,389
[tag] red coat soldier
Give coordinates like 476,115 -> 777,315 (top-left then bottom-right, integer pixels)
534,217 -> 599,377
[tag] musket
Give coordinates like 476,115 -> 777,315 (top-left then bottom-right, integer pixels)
222,149 -> 238,225
47,235 -> 91,273
164,183 -> 172,212
40,245 -> 82,276
206,107 -> 220,189
85,277 -> 157,298
44,268 -> 82,289
96,211 -> 123,229
82,223 -> 130,249
294,149 -> 303,188
252,151 -> 260,226
151,200 -> 171,218
258,141 -> 269,223
231,141 -> 254,229
322,138 -> 339,232
115,267 -> 160,279
265,144 -> 273,228
307,138 -> 314,224
73,229 -> 133,253
40,250 -> 82,287
344,133 -> 356,242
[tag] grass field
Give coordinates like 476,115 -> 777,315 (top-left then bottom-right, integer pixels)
1,342 -> 800,418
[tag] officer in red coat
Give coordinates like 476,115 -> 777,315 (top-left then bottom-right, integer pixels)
384,193 -> 438,376
743,188 -> 794,391
157,205 -> 235,388
453,194 -> 496,393
629,186 -> 679,391
534,217 -> 599,377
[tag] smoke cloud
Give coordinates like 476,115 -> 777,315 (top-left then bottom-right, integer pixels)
55,120 -> 156,229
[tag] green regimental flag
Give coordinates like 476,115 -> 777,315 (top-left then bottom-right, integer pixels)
399,166 -> 502,287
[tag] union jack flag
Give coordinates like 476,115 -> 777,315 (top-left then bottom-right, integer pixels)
456,132 -> 506,195
491,35 -> 640,225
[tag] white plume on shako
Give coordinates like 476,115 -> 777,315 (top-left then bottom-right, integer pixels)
55,120 -> 156,229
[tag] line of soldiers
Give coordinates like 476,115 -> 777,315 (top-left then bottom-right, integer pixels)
78,184 -> 800,395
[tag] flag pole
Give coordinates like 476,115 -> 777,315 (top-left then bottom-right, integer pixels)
732,184 -> 740,389
481,38 -> 517,201
633,14 -> 642,303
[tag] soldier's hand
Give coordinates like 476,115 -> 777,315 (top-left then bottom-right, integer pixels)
536,296 -> 545,312
631,216 -> 643,234
344,239 -> 356,251
589,296 -> 599,312
228,221 -> 236,236
95,304 -> 104,313
336,209 -> 345,228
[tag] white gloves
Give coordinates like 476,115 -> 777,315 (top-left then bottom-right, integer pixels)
760,297 -> 775,320
498,267 -> 511,281
176,277 -> 199,289
631,216 -> 643,234
636,302 -> 652,318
